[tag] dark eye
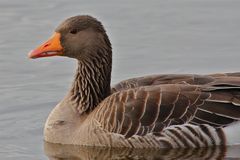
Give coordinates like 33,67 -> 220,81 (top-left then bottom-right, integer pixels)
70,29 -> 78,34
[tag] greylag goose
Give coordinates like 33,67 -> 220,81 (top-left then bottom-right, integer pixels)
28,15 -> 240,148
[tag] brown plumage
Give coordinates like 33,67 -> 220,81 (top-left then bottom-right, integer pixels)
28,15 -> 240,148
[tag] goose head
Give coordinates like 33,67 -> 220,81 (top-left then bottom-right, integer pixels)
28,15 -> 112,114
28,15 -> 111,60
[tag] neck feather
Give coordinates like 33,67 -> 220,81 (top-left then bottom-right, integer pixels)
68,48 -> 112,114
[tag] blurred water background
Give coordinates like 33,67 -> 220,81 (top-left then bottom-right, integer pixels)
0,0 -> 240,159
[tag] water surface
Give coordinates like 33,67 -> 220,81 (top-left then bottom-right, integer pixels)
0,0 -> 240,159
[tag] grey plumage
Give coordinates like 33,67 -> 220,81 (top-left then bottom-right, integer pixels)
29,15 -> 240,148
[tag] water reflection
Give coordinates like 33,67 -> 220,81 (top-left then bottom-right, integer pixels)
44,142 -> 230,160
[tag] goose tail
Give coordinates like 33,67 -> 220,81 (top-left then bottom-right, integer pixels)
158,123 -> 240,148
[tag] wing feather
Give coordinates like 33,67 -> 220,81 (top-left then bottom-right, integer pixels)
93,73 -> 240,138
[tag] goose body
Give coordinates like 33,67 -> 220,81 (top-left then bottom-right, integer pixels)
29,15 -> 240,148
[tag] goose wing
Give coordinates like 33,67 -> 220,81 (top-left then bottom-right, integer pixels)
95,82 -> 240,138
111,72 -> 240,93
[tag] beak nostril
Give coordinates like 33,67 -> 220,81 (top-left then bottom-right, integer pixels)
28,32 -> 62,59
43,44 -> 50,48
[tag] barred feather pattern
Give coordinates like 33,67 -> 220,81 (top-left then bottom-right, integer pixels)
156,124 -> 225,148
86,73 -> 240,148
64,56 -> 240,148
69,49 -> 112,114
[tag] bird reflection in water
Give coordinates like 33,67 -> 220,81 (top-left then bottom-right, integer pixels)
44,141 -> 232,160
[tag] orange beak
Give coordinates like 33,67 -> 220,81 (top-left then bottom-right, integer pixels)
28,32 -> 63,59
